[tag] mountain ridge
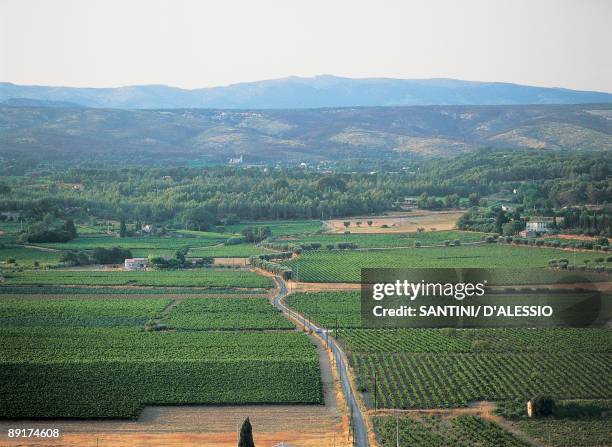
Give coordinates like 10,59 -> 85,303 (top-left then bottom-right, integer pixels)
1,76 -> 611,109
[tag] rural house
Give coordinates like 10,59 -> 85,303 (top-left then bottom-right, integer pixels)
124,258 -> 149,271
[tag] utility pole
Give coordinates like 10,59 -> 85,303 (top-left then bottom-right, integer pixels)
396,413 -> 400,447
335,314 -> 338,338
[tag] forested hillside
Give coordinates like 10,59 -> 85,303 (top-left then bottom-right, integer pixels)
0,149 -> 609,226
1,104 -> 610,164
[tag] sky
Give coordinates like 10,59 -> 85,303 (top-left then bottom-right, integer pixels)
1,0 -> 611,92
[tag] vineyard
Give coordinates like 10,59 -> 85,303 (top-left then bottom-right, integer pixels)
0,297 -> 169,327
225,219 -> 323,236
162,297 -> 294,330
285,291 -> 361,328
0,286 -> 266,295
338,327 -> 612,408
1,269 -> 273,288
495,399 -> 612,446
290,230 -> 487,248
339,328 -> 612,353
1,328 -> 322,418
282,244 -> 604,282
0,291 -> 322,418
36,233 -> 228,250
374,414 -> 530,447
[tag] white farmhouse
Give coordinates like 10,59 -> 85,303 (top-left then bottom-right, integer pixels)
526,220 -> 549,234
124,258 -> 149,271
523,217 -> 560,237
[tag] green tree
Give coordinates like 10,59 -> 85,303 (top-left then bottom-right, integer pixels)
175,246 -> 189,264
119,218 -> 127,238
238,417 -> 255,447
495,209 -> 509,234
468,192 -> 480,206
64,219 -> 78,239
502,220 -> 524,236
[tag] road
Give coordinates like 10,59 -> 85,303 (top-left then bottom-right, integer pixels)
272,276 -> 369,447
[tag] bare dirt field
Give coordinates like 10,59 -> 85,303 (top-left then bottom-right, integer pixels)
287,282 -> 360,292
325,210 -> 464,233
544,234 -> 600,242
213,257 -> 249,267
0,404 -> 348,447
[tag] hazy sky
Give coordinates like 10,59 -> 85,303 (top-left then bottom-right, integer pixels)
1,0 -> 611,92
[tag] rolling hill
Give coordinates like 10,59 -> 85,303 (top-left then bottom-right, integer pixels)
1,76 -> 612,109
1,104 -> 611,163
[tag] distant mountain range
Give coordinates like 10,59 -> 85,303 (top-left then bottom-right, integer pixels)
1,104 -> 610,163
1,76 -> 612,109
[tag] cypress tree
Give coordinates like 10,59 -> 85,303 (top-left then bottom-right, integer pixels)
238,417 -> 255,447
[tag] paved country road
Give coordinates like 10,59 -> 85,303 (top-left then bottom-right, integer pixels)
272,276 -> 369,447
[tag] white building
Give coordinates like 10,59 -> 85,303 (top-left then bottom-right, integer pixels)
124,258 -> 149,271
526,220 -> 549,233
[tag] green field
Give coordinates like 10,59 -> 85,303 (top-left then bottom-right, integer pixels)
0,297 -> 169,327
225,219 -> 323,236
286,291 -> 612,329
162,297 -> 294,330
342,328 -> 612,409
282,244 -> 604,282
0,286 -> 266,295
36,234 -> 227,250
0,295 -> 321,418
339,328 -> 612,354
0,222 -> 23,234
374,414 -> 529,447
0,245 -> 63,266
1,269 -> 273,288
1,328 -> 321,418
286,291 -> 361,328
188,243 -> 268,258
290,230 -> 488,248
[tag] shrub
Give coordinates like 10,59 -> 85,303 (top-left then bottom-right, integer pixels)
226,236 -> 247,245
529,396 -> 556,417
92,247 -> 133,265
241,226 -> 271,243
